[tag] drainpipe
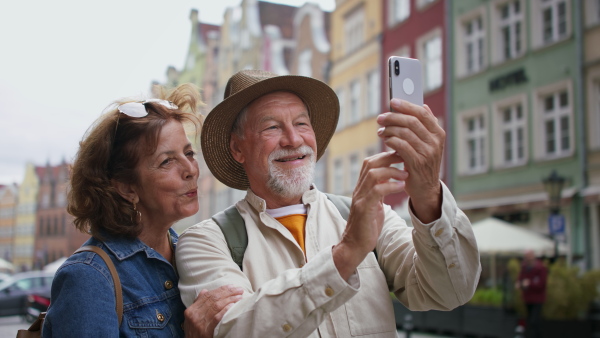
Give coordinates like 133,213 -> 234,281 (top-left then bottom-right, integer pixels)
445,0 -> 454,191
573,1 -> 589,268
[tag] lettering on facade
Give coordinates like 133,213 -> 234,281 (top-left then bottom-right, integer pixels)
489,68 -> 528,92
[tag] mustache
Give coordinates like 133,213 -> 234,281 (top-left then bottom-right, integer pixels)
268,145 -> 315,162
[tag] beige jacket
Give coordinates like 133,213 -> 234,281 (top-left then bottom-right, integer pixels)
176,183 -> 480,337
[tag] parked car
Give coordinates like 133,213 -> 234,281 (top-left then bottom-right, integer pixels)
0,271 -> 54,318
0,272 -> 10,284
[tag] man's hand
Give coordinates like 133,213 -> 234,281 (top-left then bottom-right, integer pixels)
184,285 -> 244,338
333,151 -> 407,280
377,98 -> 445,223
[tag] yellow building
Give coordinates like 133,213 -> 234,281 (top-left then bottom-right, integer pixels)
327,0 -> 383,196
0,184 -> 18,265
13,163 -> 39,271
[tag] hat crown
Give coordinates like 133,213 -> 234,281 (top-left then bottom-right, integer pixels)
224,70 -> 278,99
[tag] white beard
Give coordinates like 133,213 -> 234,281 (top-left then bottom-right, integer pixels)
267,145 -> 315,200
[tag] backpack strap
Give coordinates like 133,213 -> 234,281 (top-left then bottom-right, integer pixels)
212,194 -> 359,271
74,245 -> 123,327
212,205 -> 248,270
324,193 -> 351,220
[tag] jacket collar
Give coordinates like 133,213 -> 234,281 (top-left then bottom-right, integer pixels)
244,185 -> 320,213
93,228 -> 179,261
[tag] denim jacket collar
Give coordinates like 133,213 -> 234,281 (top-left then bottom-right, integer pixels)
95,228 -> 179,262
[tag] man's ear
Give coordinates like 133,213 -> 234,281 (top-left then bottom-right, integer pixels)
112,179 -> 138,204
230,135 -> 245,164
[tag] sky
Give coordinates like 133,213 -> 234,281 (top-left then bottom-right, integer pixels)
0,0 -> 335,185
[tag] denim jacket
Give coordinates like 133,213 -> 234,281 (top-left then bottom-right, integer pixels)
43,229 -> 185,337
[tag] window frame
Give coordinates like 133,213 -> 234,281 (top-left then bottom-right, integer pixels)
344,5 -> 365,55
490,0 -> 526,65
416,27 -> 443,93
388,0 -> 410,26
457,106 -> 489,176
367,69 -> 381,116
531,0 -> 572,49
532,80 -> 575,160
492,94 -> 529,169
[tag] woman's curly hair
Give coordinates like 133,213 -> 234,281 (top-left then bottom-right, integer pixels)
67,83 -> 204,239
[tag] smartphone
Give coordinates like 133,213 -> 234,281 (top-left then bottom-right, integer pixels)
388,56 -> 423,109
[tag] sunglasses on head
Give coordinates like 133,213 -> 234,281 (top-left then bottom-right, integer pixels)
117,99 -> 178,118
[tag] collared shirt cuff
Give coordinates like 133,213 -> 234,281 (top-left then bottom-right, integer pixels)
301,246 -> 360,313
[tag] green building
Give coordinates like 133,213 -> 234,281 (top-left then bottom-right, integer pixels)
449,0 -> 587,267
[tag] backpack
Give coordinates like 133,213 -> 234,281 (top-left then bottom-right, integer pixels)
212,193 -> 352,270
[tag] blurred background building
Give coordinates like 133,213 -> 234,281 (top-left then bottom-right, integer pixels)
2,0 -> 599,282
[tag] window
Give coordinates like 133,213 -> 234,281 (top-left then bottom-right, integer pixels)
542,91 -> 571,156
458,107 -> 488,175
333,159 -> 344,195
464,16 -> 485,74
367,70 -> 380,116
349,80 -> 361,124
495,98 -> 528,167
497,0 -> 524,61
532,0 -> 570,47
467,115 -> 486,172
336,88 -> 346,131
584,0 -> 600,27
298,49 -> 312,77
349,154 -> 360,192
417,0 -> 437,10
344,6 -> 365,55
389,0 -> 410,26
418,29 -> 443,92
533,81 -> 574,160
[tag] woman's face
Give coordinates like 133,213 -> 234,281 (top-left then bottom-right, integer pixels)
133,120 -> 199,228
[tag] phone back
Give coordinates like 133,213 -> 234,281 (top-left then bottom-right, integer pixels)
388,56 -> 423,107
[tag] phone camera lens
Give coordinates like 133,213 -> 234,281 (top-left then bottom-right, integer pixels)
394,60 -> 400,75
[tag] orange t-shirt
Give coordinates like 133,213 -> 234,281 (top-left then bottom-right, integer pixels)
275,214 -> 307,253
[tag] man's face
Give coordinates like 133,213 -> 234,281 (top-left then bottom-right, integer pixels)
230,91 -> 317,201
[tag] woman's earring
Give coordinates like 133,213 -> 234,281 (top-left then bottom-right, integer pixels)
132,199 -> 142,224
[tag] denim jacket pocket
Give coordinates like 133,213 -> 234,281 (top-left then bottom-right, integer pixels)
126,300 -> 172,331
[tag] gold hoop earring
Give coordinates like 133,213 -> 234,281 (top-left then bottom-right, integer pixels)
132,200 -> 142,224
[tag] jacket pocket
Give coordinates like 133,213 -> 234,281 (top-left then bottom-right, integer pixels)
126,300 -> 172,333
344,252 -> 397,336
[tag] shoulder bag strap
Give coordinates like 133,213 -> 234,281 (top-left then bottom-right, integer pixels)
74,245 -> 123,327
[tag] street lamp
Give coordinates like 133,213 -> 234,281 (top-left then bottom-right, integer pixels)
542,170 -> 566,260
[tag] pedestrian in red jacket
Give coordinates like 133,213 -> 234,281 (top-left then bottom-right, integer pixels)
516,250 -> 548,338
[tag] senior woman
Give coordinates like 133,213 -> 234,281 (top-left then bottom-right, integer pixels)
42,84 -> 242,337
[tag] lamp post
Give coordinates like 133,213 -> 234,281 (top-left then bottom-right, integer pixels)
542,170 -> 566,261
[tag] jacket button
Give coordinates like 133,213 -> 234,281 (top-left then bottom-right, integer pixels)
157,313 -> 165,322
164,280 -> 174,289
448,263 -> 456,269
282,324 -> 292,332
325,287 -> 335,297
434,228 -> 444,237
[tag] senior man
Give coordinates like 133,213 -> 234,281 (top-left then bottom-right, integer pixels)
177,69 -> 480,337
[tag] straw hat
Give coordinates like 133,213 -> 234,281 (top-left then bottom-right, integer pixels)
201,69 -> 340,190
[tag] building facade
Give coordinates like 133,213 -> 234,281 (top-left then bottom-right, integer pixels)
450,0 -> 586,265
33,161 -> 89,269
327,0 -> 382,198
13,163 -> 39,271
583,0 -> 600,268
380,0 -> 447,213
0,184 -> 18,263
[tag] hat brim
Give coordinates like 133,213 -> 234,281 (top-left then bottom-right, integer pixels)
201,75 -> 339,190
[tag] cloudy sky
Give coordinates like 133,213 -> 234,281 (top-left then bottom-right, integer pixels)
0,0 -> 334,185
